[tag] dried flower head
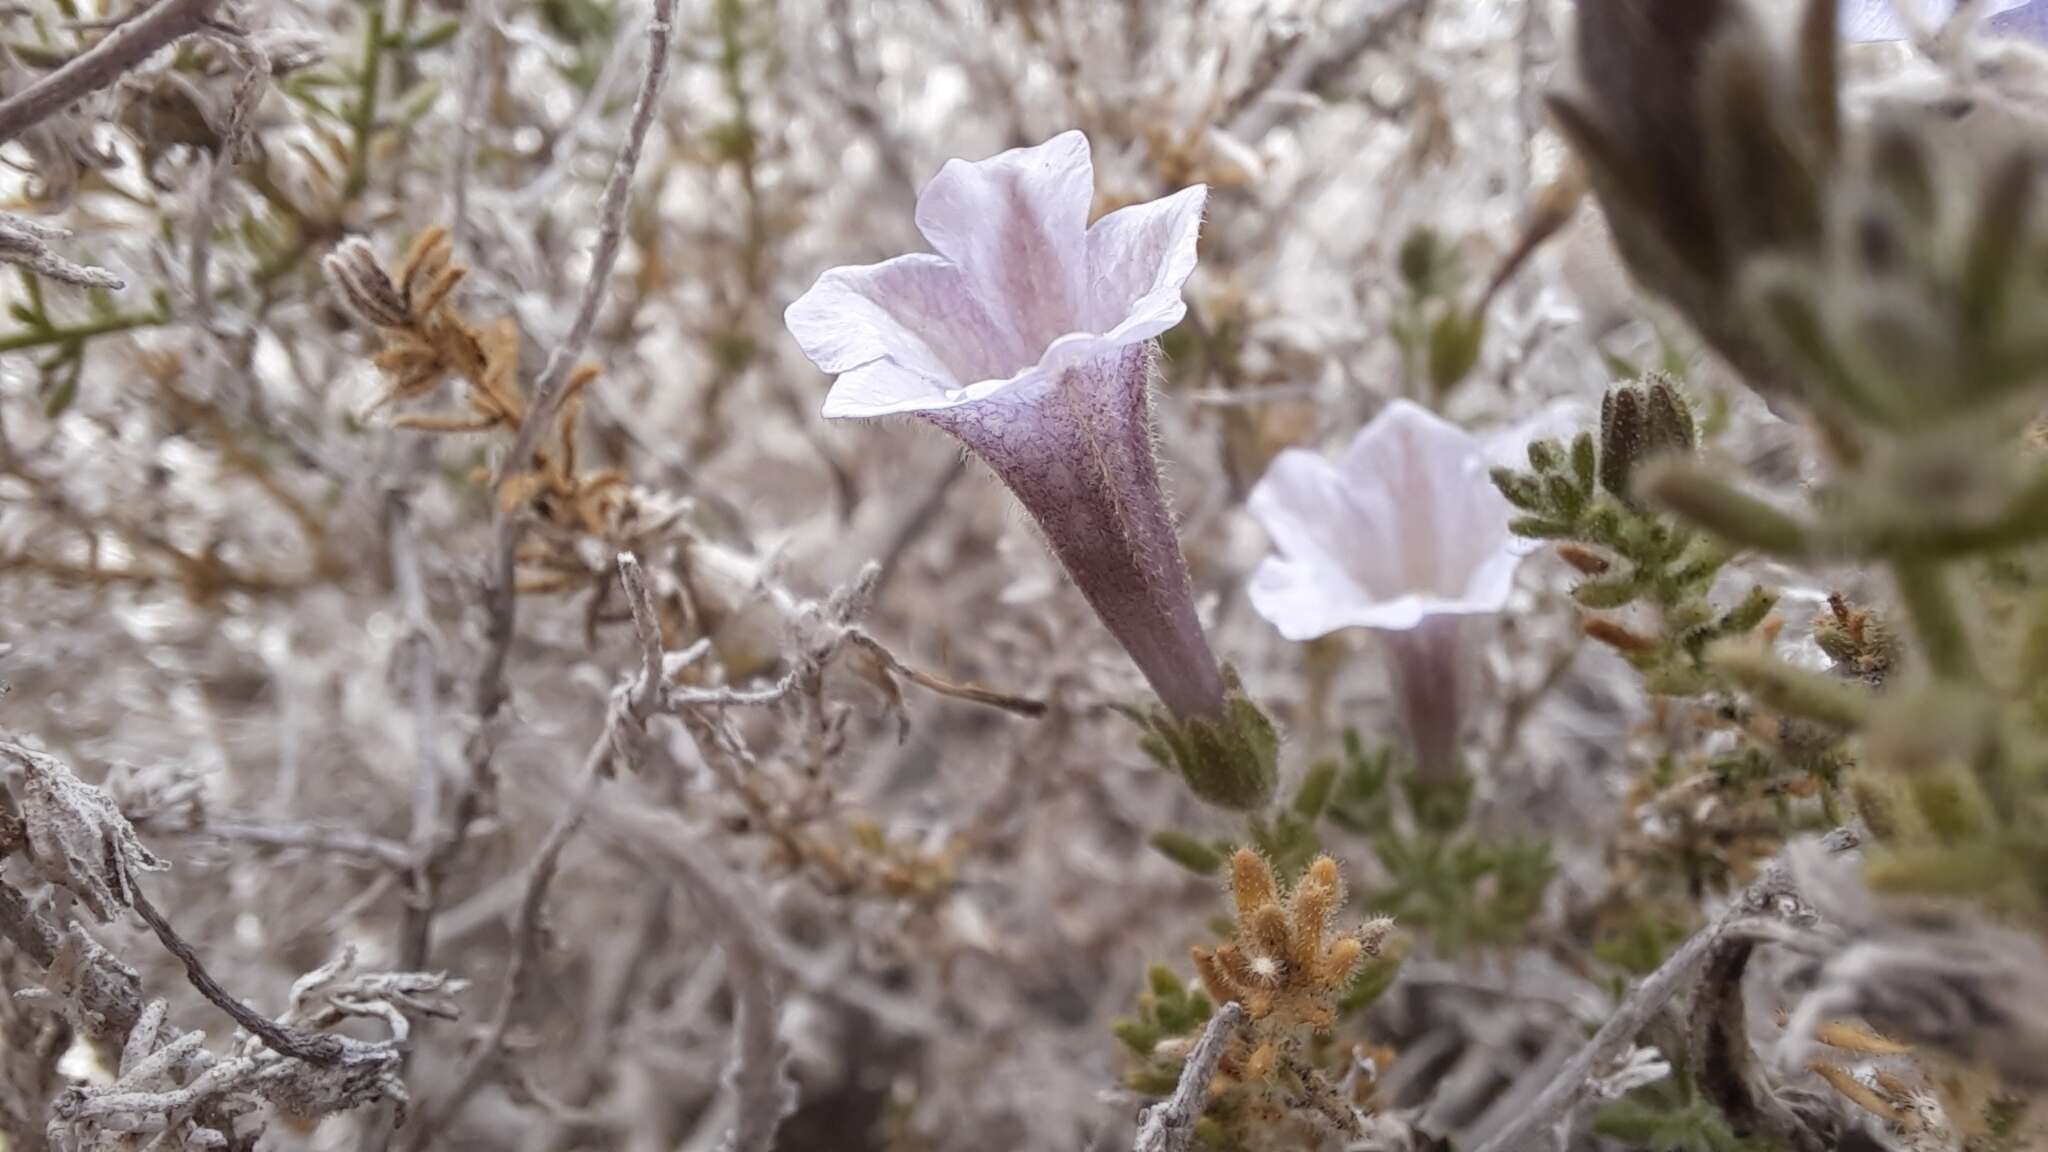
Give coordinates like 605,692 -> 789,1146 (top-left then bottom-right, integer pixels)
1180,850 -> 1394,1140
326,227 -> 668,602
1600,374 -> 1697,505
1814,592 -> 1900,683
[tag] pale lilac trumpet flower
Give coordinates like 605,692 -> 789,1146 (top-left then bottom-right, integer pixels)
1840,0 -> 2048,42
786,132 -> 1275,807
1246,401 -> 1536,781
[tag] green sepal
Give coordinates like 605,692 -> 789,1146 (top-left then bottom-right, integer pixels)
1119,666 -> 1280,811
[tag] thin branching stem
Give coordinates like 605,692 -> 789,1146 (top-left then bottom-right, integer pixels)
1133,1002 -> 1245,1152
1469,828 -> 1859,1152
129,886 -> 344,1066
409,554 -> 665,1145
0,0 -> 224,145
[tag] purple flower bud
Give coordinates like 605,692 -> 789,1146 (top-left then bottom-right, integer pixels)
785,131 -> 1227,720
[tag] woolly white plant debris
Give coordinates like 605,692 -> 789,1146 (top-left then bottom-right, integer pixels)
1,741 -> 168,923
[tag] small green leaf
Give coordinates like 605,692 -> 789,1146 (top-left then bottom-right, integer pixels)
1492,468 -> 1545,512
1571,575 -> 1640,609
408,18 -> 462,50
1714,586 -> 1777,636
1398,227 -> 1447,295
1112,1017 -> 1157,1055
1571,432 -> 1598,493
41,372 -> 79,417
1150,830 -> 1225,876
1509,515 -> 1575,539
1146,964 -> 1185,1001
1339,937 -> 1407,1015
1427,308 -> 1486,395
1292,759 -> 1338,820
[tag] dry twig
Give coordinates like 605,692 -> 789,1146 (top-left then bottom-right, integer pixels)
1133,1002 -> 1246,1152
1469,827 -> 1861,1152
0,0 -> 225,145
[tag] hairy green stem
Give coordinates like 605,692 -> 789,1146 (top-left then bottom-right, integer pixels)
344,8 -> 389,200
0,308 -> 169,353
1638,460 -> 1815,560
1892,558 -> 1976,682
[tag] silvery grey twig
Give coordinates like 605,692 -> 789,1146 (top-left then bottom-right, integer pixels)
442,0 -> 677,970
0,213 -> 122,290
1132,1001 -> 1244,1152
0,0 -> 224,145
587,799 -> 797,1152
1469,828 -> 1861,1152
408,553 -> 665,1147
445,0 -> 499,258
184,23 -> 268,329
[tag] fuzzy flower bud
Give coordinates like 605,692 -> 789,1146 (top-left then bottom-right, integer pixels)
1600,375 -> 1697,504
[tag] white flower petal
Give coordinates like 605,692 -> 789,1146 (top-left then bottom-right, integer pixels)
1247,448 -> 1398,603
1247,559 -> 1503,639
913,130 -> 1094,374
1840,0 -> 2038,40
1084,184 -> 1207,338
1989,0 -> 2048,37
1336,400 -> 1517,601
819,360 -> 955,420
786,253 -> 1011,390
819,330 -> 1135,421
792,132 -> 1208,423
1247,400 -> 1527,642
1452,547 -> 1523,616
1841,0 -> 1915,40
1246,556 -> 1378,641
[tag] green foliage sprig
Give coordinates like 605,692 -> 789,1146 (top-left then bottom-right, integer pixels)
1151,731 -> 1551,957
1391,226 -> 1487,400
1493,376 -> 1778,696
1552,0 -> 2048,937
2,271 -> 172,416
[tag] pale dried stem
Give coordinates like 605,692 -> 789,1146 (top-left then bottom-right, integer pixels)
446,0 -> 499,257
408,553 -> 667,1146
200,817 -> 412,868
128,887 -> 344,1066
1469,828 -> 1861,1152
393,0 -> 675,986
0,0 -> 224,145
586,801 -> 795,1152
1132,1001 -> 1245,1152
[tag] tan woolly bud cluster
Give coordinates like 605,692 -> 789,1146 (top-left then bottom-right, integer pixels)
1159,850 -> 1398,1140
1193,851 -> 1391,1037
324,227 -> 677,604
